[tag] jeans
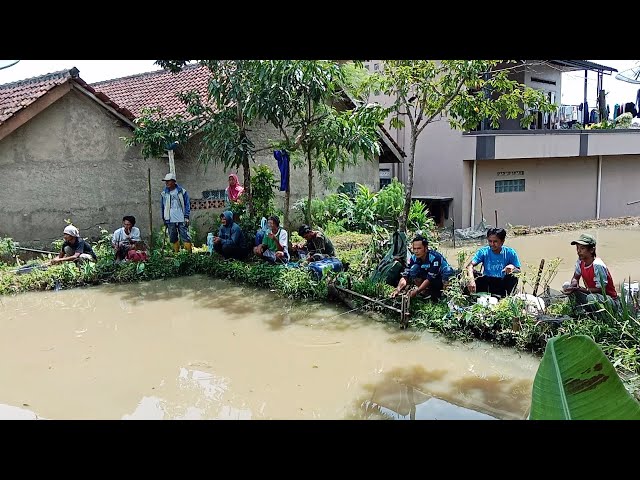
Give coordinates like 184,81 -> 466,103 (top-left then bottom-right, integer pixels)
167,222 -> 191,243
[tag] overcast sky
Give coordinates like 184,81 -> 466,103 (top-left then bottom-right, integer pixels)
1,59 -> 639,112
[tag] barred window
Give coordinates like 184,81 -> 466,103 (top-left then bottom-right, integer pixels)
202,189 -> 227,200
380,178 -> 392,189
495,179 -> 525,193
338,182 -> 356,196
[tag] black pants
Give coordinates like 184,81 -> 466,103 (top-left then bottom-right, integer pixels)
473,272 -> 518,297
410,276 -> 444,301
214,242 -> 247,260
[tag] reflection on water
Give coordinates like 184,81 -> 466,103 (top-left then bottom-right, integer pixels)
349,364 -> 528,420
0,403 -> 43,420
0,275 -> 539,420
123,367 -> 252,420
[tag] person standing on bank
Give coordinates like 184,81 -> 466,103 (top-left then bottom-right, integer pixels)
160,173 -> 192,253
466,227 -> 521,297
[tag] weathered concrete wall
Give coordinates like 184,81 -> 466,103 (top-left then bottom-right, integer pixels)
176,121 -> 380,237
0,88 -> 167,248
0,99 -> 379,248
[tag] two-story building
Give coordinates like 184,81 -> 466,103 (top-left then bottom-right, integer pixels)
373,60 -> 640,228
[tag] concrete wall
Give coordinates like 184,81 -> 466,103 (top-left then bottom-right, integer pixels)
472,157 -> 599,227
0,89 -> 166,248
600,154 -> 640,218
140,121 -> 379,240
0,92 -> 379,248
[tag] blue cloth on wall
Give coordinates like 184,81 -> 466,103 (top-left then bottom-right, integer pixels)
274,150 -> 290,192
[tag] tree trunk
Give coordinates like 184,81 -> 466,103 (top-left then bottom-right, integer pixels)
399,132 -> 417,233
306,149 -> 313,226
242,154 -> 253,218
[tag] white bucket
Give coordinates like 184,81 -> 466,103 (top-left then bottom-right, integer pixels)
514,293 -> 546,315
477,295 -> 498,308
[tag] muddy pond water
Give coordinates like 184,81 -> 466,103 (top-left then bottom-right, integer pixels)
0,275 -> 539,420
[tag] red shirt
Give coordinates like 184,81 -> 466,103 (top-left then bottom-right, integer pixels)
575,258 -> 618,299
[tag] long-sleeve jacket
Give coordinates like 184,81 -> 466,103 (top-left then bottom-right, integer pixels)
217,211 -> 246,248
160,184 -> 190,223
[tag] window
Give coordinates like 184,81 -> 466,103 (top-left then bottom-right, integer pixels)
202,189 -> 226,200
380,178 -> 392,189
373,63 -> 380,71
338,182 -> 356,196
495,179 -> 525,193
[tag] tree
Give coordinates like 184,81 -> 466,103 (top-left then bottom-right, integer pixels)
359,60 -> 556,232
255,60 -> 386,226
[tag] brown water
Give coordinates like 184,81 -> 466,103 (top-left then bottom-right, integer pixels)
0,275 -> 539,420
441,227 -> 640,292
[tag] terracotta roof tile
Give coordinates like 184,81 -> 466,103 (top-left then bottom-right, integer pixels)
0,67 -> 136,127
0,68 -> 77,124
91,63 -> 211,119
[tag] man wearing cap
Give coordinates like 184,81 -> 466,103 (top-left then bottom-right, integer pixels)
562,233 -> 619,311
293,224 -> 335,260
51,225 -> 97,265
160,173 -> 192,253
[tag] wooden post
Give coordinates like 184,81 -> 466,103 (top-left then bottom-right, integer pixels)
452,217 -> 456,248
532,259 -> 545,296
147,168 -> 153,249
494,210 -> 498,228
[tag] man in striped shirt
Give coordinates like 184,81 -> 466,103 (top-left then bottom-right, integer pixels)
562,233 -> 619,312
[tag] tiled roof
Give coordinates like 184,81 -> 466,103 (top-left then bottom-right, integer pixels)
0,68 -> 74,124
0,67 -> 135,126
92,63 -> 211,119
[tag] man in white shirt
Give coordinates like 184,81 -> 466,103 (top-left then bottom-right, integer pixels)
253,215 -> 289,263
112,215 -> 142,262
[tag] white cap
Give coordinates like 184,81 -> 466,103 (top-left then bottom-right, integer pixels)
163,173 -> 176,182
63,225 -> 80,237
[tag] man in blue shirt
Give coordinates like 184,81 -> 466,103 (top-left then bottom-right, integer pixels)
466,228 -> 521,297
390,235 -> 454,300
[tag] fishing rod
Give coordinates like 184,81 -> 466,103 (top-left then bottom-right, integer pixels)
15,246 -> 58,255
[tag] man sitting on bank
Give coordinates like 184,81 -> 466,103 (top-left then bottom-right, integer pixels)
390,235 -> 454,300
112,215 -> 142,262
292,224 -> 335,261
51,225 -> 97,266
466,227 -> 521,297
562,233 -> 620,312
253,215 -> 289,264
213,211 -> 248,260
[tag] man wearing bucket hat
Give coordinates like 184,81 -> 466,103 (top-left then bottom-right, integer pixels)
160,173 -> 192,253
51,224 -> 97,265
562,233 -> 619,312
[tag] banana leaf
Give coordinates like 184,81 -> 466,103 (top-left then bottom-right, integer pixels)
530,334 -> 640,420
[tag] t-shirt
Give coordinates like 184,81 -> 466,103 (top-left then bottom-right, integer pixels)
575,258 -> 618,299
262,227 -> 289,259
305,232 -> 335,257
112,226 -> 141,247
169,188 -> 185,223
472,245 -> 521,278
62,238 -> 97,260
